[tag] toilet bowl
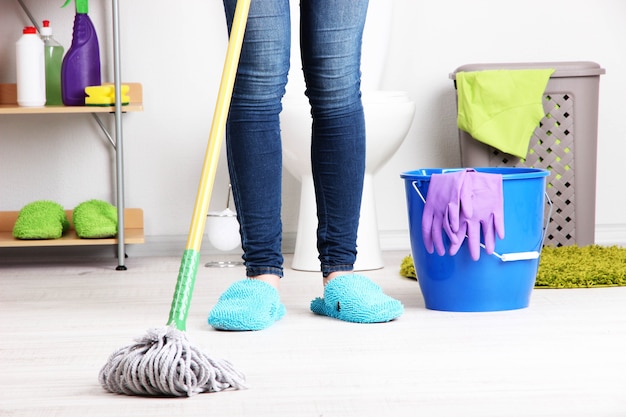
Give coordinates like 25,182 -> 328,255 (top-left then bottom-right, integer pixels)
281,0 -> 415,271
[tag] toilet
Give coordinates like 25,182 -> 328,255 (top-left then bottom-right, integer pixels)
281,0 -> 415,271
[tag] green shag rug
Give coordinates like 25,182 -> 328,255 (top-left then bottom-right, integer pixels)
399,245 -> 626,289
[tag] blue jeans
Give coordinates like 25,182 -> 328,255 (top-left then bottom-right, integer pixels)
223,0 -> 368,278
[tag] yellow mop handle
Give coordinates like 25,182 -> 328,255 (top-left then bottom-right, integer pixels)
186,0 -> 250,252
167,0 -> 250,331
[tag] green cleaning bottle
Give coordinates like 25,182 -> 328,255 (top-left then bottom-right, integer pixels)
41,20 -> 64,106
61,0 -> 102,106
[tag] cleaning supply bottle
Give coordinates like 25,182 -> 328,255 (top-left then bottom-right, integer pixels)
61,0 -> 102,106
41,20 -> 64,106
16,26 -> 46,107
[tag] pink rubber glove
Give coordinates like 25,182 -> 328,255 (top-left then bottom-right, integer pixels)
421,170 -> 472,256
449,171 -> 505,260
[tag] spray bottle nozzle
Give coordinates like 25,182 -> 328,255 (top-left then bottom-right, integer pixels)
62,0 -> 89,14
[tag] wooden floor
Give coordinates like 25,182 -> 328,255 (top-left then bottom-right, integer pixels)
1,251 -> 625,417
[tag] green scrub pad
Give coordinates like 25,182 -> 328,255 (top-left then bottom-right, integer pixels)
13,200 -> 70,240
73,199 -> 118,238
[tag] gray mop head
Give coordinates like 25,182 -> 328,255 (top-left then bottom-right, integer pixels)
99,326 -> 247,397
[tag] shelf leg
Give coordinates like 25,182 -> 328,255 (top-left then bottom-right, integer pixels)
112,0 -> 127,271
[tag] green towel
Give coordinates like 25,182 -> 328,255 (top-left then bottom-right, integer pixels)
13,200 -> 70,240
73,199 -> 118,239
456,69 -> 554,159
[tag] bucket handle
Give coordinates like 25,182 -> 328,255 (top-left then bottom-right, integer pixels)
411,180 -> 553,262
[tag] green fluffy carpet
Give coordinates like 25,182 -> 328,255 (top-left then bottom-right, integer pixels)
400,245 -> 626,289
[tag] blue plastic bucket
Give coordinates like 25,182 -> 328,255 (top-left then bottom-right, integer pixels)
400,167 -> 550,312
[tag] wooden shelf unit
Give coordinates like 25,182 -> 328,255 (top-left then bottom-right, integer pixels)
2,0 -> 143,269
0,82 -> 144,257
0,208 -> 144,248
0,82 -> 143,114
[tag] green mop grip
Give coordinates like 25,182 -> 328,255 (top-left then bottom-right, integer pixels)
166,0 -> 250,332
167,250 -> 200,331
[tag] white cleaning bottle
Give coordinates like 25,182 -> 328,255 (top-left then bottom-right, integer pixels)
16,26 -> 46,107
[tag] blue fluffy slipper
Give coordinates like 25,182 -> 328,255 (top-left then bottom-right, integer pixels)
208,279 -> 286,331
310,274 -> 404,323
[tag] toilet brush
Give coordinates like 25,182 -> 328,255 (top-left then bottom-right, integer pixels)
98,0 -> 251,397
206,184 -> 244,268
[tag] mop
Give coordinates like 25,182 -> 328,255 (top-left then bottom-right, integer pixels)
99,0 -> 251,397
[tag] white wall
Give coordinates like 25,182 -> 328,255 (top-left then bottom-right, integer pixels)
1,0 -> 625,257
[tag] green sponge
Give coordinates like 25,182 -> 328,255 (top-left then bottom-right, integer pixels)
73,199 -> 118,238
13,200 -> 70,240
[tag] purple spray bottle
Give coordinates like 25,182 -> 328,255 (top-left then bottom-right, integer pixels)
61,0 -> 101,106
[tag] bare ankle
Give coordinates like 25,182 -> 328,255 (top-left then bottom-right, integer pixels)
249,274 -> 281,290
323,270 -> 353,286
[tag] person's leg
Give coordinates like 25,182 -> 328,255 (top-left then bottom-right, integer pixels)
223,0 -> 290,284
301,0 -> 404,323
299,0 -> 368,278
209,0 -> 290,331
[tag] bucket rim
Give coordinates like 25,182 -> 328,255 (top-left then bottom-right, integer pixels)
400,167 -> 549,180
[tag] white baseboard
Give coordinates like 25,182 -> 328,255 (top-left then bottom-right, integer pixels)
122,225 -> 626,258
2,226 -> 624,263
59,224 -> 626,259
594,224 -> 626,246
126,229 -> 413,258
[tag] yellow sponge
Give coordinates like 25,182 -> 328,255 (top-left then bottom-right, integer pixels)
85,85 -> 130,106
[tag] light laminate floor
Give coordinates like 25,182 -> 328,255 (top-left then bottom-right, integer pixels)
1,251 -> 626,417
